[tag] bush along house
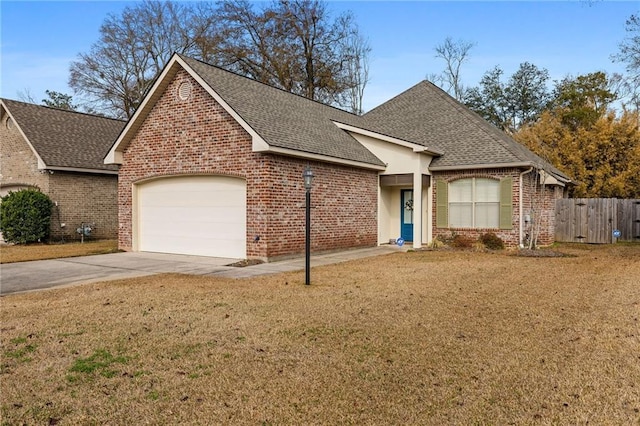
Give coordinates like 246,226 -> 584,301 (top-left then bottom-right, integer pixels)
105,53 -> 571,260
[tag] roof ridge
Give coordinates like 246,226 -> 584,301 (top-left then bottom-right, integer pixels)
363,81 -> 431,117
423,84 -> 570,179
1,98 -> 126,123
422,82 -> 534,164
177,54 -> 362,118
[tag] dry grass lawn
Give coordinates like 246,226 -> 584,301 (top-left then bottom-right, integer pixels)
0,240 -> 119,264
1,244 -> 639,424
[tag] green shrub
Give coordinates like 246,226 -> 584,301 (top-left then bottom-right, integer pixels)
479,232 -> 505,250
0,189 -> 53,244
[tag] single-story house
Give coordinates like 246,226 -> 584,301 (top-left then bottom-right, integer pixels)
105,53 -> 571,260
1,99 -> 125,241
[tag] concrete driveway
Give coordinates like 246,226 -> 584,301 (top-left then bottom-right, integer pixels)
0,246 -> 403,296
0,252 -> 240,295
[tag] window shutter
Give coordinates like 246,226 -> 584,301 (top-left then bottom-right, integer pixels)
499,177 -> 513,230
436,179 -> 448,228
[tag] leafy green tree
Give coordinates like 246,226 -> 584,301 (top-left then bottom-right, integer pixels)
550,72 -> 618,129
0,189 -> 54,244
464,62 -> 550,133
505,62 -> 550,127
42,90 -> 78,110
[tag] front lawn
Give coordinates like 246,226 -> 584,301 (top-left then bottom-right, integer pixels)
1,245 -> 639,424
0,240 -> 119,264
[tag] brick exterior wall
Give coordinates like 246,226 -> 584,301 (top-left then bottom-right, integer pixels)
118,69 -> 378,260
47,173 -> 118,241
1,114 -> 50,193
1,111 -> 118,241
432,168 -> 563,247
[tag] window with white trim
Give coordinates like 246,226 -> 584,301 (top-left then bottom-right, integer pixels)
449,178 -> 500,228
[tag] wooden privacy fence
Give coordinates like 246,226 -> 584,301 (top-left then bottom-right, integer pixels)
555,198 -> 640,244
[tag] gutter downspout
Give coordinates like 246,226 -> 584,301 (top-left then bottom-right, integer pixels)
519,167 -> 534,248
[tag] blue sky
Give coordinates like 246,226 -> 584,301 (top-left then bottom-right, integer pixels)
1,1 -> 638,112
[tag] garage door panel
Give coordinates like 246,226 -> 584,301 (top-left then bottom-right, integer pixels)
142,191 -> 245,207
137,176 -> 246,258
141,206 -> 245,224
143,222 -> 245,240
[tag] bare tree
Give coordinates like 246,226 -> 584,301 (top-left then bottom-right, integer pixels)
342,29 -> 371,114
16,89 -> 37,104
612,14 -> 640,110
217,0 -> 370,110
69,0 -> 368,118
428,37 -> 475,101
69,1 -> 219,118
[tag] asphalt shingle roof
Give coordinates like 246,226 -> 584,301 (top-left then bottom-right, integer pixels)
2,99 -> 125,172
363,81 -> 569,180
180,55 -> 385,167
180,56 -> 568,180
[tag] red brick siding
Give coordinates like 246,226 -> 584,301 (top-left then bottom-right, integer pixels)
118,69 -> 377,259
520,173 -> 563,246
431,168 -> 561,247
263,156 -> 378,259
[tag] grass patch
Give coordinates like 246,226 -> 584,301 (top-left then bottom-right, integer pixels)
1,244 -> 639,424
68,349 -> 129,380
0,239 -> 119,263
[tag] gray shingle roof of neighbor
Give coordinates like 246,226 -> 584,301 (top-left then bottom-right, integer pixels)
180,55 -> 386,167
363,81 -> 570,181
2,98 -> 125,172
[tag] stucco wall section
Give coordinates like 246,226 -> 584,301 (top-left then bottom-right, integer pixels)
118,69 -> 378,259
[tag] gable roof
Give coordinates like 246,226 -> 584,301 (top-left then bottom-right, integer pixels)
363,81 -> 570,181
107,54 -> 386,169
2,98 -> 124,174
180,55 -> 386,168
107,53 -> 570,183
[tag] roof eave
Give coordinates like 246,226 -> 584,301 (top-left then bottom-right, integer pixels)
255,145 -> 386,171
431,162 -> 572,184
45,166 -> 118,175
333,121 -> 444,156
429,162 -> 536,172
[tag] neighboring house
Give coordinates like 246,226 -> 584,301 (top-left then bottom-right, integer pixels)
1,99 -> 125,241
105,53 -> 571,260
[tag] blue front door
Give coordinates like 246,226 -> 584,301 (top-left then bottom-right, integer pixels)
401,189 -> 413,242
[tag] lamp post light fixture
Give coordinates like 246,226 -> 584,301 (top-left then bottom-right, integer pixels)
303,166 -> 314,285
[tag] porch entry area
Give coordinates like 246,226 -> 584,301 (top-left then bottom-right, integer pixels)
379,173 -> 431,248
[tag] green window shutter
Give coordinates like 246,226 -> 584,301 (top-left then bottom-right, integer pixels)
436,179 -> 448,228
499,177 -> 513,230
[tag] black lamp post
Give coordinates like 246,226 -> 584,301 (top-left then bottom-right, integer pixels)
303,166 -> 314,285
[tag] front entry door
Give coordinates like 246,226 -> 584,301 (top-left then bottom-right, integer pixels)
401,189 -> 413,242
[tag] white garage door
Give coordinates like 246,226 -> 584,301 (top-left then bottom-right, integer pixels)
137,176 -> 246,258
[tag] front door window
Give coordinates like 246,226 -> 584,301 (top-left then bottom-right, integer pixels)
401,189 -> 413,241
